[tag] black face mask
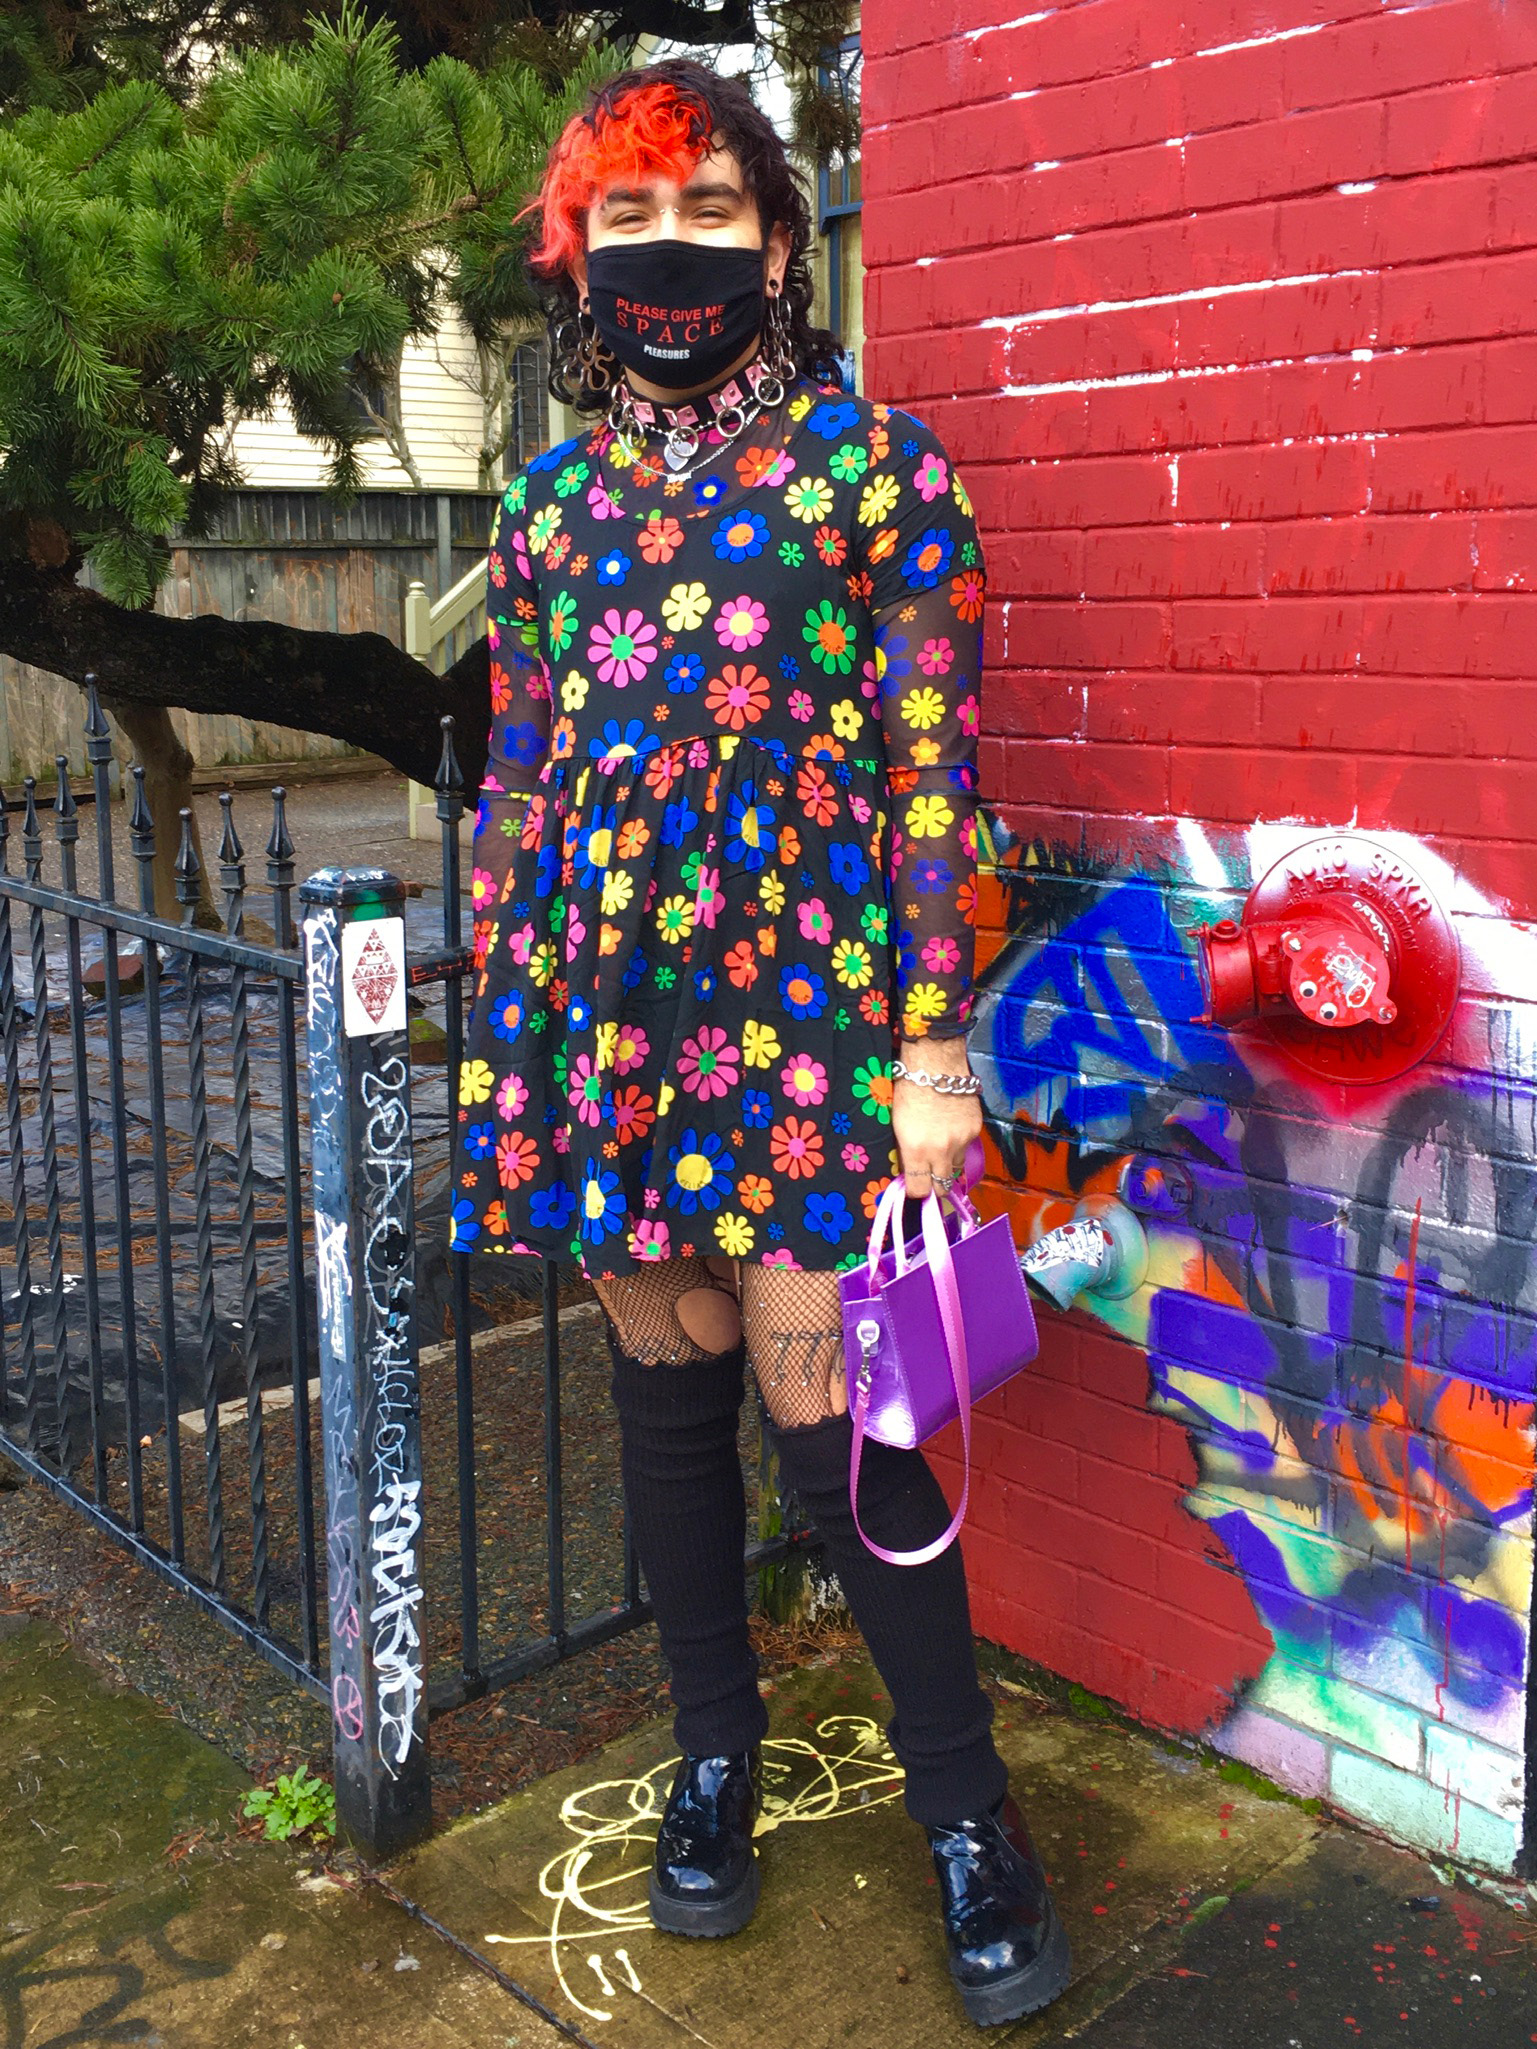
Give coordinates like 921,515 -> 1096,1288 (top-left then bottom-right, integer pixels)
585,241 -> 767,392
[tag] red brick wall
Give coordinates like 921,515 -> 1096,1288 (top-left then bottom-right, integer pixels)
861,0 -> 1537,1871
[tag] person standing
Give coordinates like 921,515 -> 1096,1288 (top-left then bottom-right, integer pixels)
450,58 -> 1070,2028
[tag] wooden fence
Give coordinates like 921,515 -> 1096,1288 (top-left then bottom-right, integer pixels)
1,489 -> 500,784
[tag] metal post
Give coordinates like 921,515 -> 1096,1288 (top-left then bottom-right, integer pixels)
300,865 -> 431,1857
435,493 -> 453,597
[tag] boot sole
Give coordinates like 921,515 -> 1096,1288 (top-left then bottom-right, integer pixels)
648,1854 -> 761,1939
956,1899 -> 1072,2027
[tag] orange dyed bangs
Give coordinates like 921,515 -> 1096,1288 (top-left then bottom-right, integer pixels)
526,82 -> 714,277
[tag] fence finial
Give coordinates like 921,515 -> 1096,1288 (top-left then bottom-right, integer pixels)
83,673 -> 108,743
128,764 -> 153,850
218,793 -> 246,938
174,807 -> 202,923
217,791 -> 245,871
266,786 -> 294,870
266,788 -> 295,951
21,778 -> 42,879
435,713 -> 464,804
53,756 -> 78,843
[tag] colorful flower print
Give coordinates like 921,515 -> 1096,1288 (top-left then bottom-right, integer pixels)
706,664 -> 771,731
455,388 -> 985,1276
852,1058 -> 894,1123
590,717 -> 661,765
662,581 -> 711,632
770,1116 -> 824,1179
580,1159 -> 628,1242
587,609 -> 658,686
712,510 -> 771,562
637,512 -> 685,564
802,601 -> 855,675
667,1129 -> 734,1214
784,475 -> 834,524
803,1189 -> 853,1244
901,527 -> 955,591
780,1052 -> 829,1106
807,400 -> 860,441
913,453 -> 949,501
778,963 -> 829,1020
677,1024 -> 740,1101
714,595 -> 770,651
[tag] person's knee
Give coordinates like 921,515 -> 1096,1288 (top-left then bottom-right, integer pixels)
769,1413 -> 948,1540
675,1285 -> 742,1356
595,1268 -> 742,1368
765,1411 -> 853,1496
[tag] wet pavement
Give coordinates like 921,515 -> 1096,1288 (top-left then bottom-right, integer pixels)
0,1610 -> 574,2049
6,1607 -> 1535,2049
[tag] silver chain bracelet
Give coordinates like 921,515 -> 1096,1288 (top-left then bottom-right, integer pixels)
891,1059 -> 982,1097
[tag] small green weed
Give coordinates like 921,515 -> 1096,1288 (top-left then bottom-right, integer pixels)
1066,1682 -> 1115,1722
243,1764 -> 336,1843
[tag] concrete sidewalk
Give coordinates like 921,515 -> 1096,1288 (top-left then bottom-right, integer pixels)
397,1654 -> 1537,2047
5,1608 -> 1535,2047
0,1612 -> 571,2048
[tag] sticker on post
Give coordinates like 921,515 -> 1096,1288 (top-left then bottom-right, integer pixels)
341,916 -> 406,1037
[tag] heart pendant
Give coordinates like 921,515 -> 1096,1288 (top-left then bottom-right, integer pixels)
664,430 -> 698,471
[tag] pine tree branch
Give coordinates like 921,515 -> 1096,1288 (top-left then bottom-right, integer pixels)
596,0 -> 755,44
0,551 -> 491,789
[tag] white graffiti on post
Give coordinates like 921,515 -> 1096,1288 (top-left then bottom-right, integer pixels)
306,906 -> 369,1756
369,1478 -> 425,1768
357,1054 -> 423,1772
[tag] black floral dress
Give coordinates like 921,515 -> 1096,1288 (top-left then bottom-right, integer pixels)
449,382 -> 984,1278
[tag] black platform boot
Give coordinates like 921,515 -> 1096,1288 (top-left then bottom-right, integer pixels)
928,1792 -> 1072,2026
649,1748 -> 762,1937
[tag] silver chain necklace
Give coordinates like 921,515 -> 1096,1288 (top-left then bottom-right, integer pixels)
606,357 -> 787,486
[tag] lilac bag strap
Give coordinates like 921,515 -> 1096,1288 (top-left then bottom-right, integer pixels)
848,1187 -> 973,1566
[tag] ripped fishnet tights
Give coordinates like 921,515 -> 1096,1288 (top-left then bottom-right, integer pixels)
593,1260 -> 847,1426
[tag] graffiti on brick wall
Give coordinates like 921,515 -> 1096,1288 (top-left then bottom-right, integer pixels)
969,816 -> 1536,1869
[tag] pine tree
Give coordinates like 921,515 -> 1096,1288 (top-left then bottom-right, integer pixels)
0,9 -> 611,796
0,2 -> 856,807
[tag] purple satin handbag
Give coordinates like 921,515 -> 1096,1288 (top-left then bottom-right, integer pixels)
839,1173 -> 1038,1565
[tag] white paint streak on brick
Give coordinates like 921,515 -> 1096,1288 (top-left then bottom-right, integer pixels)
1175,818 -> 1229,893
1194,21 -> 1329,58
980,269 -> 1371,330
962,9 -> 1054,39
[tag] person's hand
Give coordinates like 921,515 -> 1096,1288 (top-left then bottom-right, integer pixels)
891,1036 -> 981,1202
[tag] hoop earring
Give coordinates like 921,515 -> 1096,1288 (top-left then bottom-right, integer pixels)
552,315 -> 585,394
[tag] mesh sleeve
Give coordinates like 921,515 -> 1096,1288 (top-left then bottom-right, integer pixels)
857,411 -> 984,1041
473,470 -> 552,983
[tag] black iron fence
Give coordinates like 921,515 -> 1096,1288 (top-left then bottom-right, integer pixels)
0,687 -> 802,1854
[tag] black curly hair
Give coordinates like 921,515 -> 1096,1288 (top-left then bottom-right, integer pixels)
534,58 -> 842,415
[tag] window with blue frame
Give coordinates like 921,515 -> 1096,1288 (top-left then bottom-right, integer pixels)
817,34 -> 863,393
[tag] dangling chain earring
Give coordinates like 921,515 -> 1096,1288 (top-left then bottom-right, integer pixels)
576,306 -> 614,395
553,308 -> 614,400
762,286 -> 795,385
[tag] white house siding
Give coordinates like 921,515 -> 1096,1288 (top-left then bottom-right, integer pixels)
229,321 -> 491,490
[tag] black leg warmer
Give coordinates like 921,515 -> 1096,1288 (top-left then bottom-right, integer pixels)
767,1414 -> 1007,1828
609,1342 -> 770,1759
